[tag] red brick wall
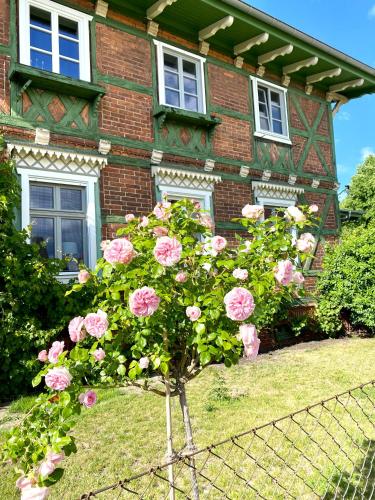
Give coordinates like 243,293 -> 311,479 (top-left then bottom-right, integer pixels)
0,55 -> 9,114
213,115 -> 252,161
99,85 -> 153,142
208,63 -> 249,114
0,0 -> 9,45
214,181 -> 252,221
96,24 -> 152,87
101,165 -> 154,217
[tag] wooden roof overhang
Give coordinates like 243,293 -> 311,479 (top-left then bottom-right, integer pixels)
106,0 -> 375,101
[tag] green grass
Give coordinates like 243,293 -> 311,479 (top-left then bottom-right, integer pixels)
1,338 -> 375,499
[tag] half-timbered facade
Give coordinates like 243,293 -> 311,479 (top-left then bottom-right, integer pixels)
1,0 -> 374,289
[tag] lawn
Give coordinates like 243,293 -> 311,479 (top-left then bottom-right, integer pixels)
1,337 -> 374,499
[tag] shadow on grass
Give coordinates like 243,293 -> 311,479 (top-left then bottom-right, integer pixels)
324,439 -> 375,499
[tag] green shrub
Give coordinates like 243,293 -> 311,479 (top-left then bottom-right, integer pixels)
0,150 -> 93,399
317,224 -> 375,337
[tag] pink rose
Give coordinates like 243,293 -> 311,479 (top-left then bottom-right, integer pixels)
78,269 -> 90,284
100,240 -> 110,251
242,204 -> 264,220
68,316 -> 85,343
186,306 -> 201,321
16,477 -> 34,490
39,460 -> 55,478
140,216 -> 149,227
153,236 -> 182,266
129,287 -> 161,317
175,271 -> 188,283
199,214 -> 213,230
224,287 -> 255,321
274,260 -> 294,285
38,350 -> 48,362
296,233 -> 315,253
46,451 -> 64,465
84,309 -> 108,339
93,348 -> 106,361
45,367 -> 72,391
47,341 -> 64,364
153,202 -> 171,220
125,213 -> 135,223
239,324 -> 260,360
139,357 -> 150,369
286,206 -> 306,223
21,486 -> 49,500
233,268 -> 248,280
211,235 -> 227,254
309,204 -> 319,213
78,390 -> 97,408
293,271 -> 305,284
153,226 -> 168,237
103,238 -> 134,265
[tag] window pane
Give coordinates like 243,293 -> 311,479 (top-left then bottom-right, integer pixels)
272,120 -> 283,135
260,116 -> 270,131
164,70 -> 179,90
30,185 -> 54,209
271,105 -> 282,121
258,88 -> 267,103
259,103 -> 269,117
165,89 -> 180,107
60,58 -> 80,78
30,28 -> 52,52
183,60 -> 196,77
184,76 -> 197,95
185,94 -> 198,111
62,219 -> 84,270
31,50 -> 52,71
60,188 -> 83,211
59,17 -> 78,39
31,217 -> 55,258
164,53 -> 178,71
59,37 -> 79,60
30,7 -> 51,30
270,91 -> 281,105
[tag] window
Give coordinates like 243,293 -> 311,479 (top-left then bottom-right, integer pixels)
158,185 -> 212,214
30,183 -> 87,271
19,0 -> 92,81
251,77 -> 290,144
154,40 -> 206,114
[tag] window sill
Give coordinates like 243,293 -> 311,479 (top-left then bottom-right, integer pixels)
154,105 -> 222,129
9,63 -> 105,100
254,131 -> 292,146
57,272 -> 79,284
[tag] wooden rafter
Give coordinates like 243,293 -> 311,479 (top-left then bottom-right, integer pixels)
306,67 -> 342,85
234,32 -> 269,56
258,44 -> 294,65
147,0 -> 178,20
283,56 -> 318,75
199,15 -> 234,41
329,78 -> 364,93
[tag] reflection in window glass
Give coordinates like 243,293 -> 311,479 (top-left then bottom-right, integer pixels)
62,219 -> 83,271
30,184 -> 54,209
61,188 -> 82,211
31,217 -> 55,258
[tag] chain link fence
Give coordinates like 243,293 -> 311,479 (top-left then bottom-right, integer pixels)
81,380 -> 375,499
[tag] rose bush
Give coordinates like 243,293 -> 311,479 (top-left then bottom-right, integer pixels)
2,198 -> 315,498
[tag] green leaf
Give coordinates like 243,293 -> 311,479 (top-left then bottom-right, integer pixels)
200,351 -> 211,365
195,323 -> 206,335
117,364 -> 126,376
32,373 -> 42,388
160,362 -> 169,375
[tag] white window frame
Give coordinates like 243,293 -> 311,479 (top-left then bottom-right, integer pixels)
18,168 -> 98,281
157,184 -> 212,213
154,40 -> 207,114
251,76 -> 291,145
19,0 -> 92,82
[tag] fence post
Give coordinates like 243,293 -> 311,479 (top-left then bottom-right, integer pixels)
163,331 -> 175,500
178,381 -> 200,500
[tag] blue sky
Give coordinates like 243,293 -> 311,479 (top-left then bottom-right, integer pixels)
244,0 -> 375,193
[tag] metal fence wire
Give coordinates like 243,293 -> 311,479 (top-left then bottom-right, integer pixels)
81,381 -> 375,499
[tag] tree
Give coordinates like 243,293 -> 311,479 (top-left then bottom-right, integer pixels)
2,199 -> 316,499
341,154 -> 375,221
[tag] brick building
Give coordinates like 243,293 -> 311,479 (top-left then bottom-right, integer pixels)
1,0 -> 374,288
